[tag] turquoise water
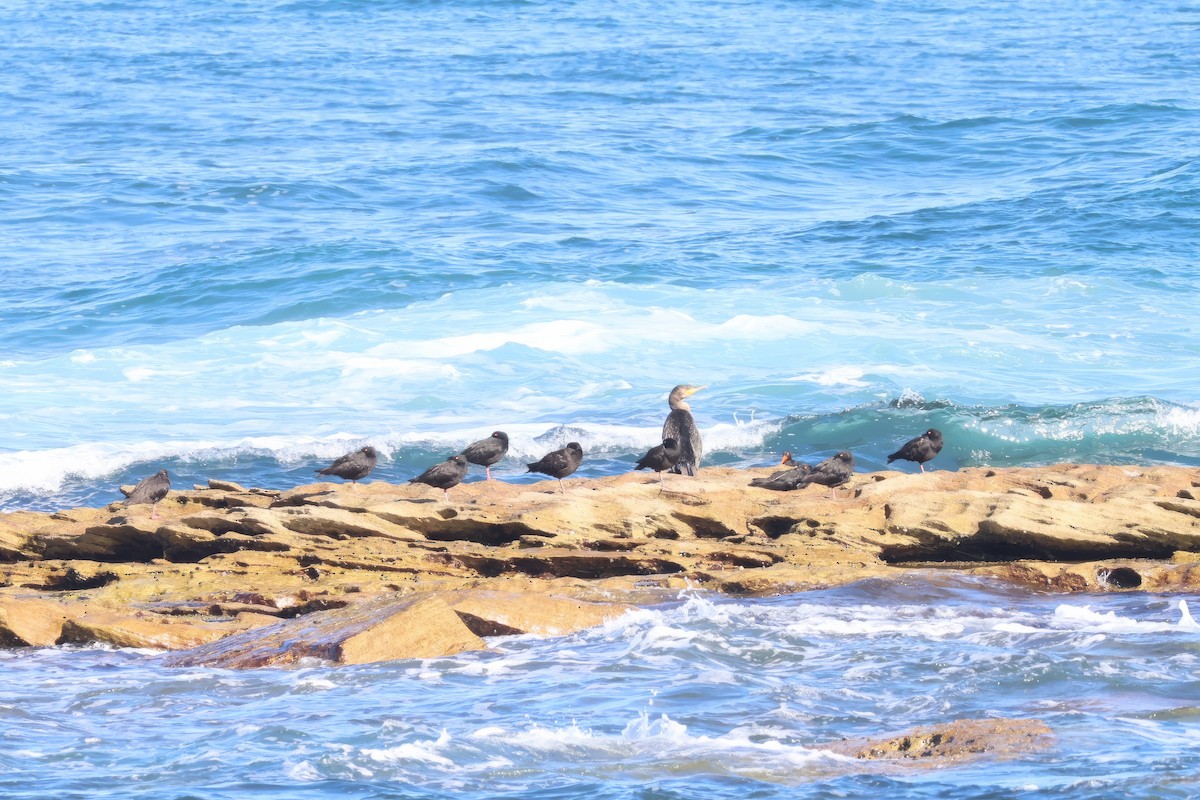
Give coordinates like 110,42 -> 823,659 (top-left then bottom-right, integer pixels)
2,0 -> 1198,510
2,0 -> 1199,794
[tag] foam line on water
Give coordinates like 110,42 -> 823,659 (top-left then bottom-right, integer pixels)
0,418 -> 782,498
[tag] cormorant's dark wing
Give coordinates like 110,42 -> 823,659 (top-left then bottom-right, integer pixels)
663,410 -> 701,476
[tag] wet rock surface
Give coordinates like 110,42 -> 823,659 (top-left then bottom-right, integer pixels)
822,718 -> 1054,764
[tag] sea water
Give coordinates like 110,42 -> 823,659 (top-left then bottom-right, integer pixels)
3,580 -> 1200,798
1,0 -> 1198,795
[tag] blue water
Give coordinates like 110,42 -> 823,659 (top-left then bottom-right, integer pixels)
2,0 -> 1199,794
3,580 -> 1200,799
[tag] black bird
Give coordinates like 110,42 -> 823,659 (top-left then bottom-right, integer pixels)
634,437 -> 681,487
124,469 -> 171,518
780,451 -> 798,467
887,428 -> 943,473
798,450 -> 856,491
750,462 -> 812,491
461,431 -> 509,481
316,445 -> 378,482
409,454 -> 469,501
662,384 -> 705,476
526,441 -> 584,492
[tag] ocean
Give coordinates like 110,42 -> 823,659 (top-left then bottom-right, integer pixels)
1,0 -> 1198,795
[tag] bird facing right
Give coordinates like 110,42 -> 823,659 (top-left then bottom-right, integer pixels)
634,437 -> 681,487
124,469 -> 171,518
461,431 -> 509,481
662,384 -> 705,476
527,441 -> 584,492
409,454 -> 469,501
887,428 -> 943,473
316,446 -> 378,482
798,450 -> 856,490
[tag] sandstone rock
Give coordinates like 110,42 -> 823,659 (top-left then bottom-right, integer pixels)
0,513 -> 42,561
821,717 -> 1053,763
40,520 -> 166,563
207,479 -> 248,493
57,610 -> 248,650
444,590 -> 633,637
274,506 -> 423,541
2,465 -> 1200,667
155,525 -> 292,562
0,598 -> 74,646
163,594 -> 486,668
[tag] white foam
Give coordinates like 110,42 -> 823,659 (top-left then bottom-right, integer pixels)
362,731 -> 455,766
1052,604 -> 1185,634
786,615 -> 966,638
0,417 -> 784,498
470,712 -> 849,777
1178,600 -> 1200,631
285,760 -> 324,781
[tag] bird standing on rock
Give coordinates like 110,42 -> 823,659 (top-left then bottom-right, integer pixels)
527,441 -> 584,492
887,428 -> 943,473
798,451 -> 856,492
123,469 -> 171,518
316,446 -> 378,482
635,437 -> 681,487
662,384 -> 705,476
409,454 -> 469,501
461,431 -> 509,481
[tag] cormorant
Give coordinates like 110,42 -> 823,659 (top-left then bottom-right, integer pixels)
662,384 -> 705,476
316,445 -> 378,482
634,437 -> 681,487
461,431 -> 509,481
887,428 -> 943,473
124,469 -> 170,518
527,441 -> 583,492
409,454 -> 469,501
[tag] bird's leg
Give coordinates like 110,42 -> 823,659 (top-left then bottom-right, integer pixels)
558,479 -> 565,493
485,466 -> 493,481
443,488 -> 450,502
919,464 -> 926,474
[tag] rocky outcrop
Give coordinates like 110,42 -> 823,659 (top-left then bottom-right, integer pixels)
163,594 -> 486,668
0,464 -> 1197,666
822,718 -> 1054,764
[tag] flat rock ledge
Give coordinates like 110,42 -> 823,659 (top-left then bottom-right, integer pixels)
821,718 -> 1054,766
0,464 -> 1197,669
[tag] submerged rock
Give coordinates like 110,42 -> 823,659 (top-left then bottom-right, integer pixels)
822,717 -> 1054,764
